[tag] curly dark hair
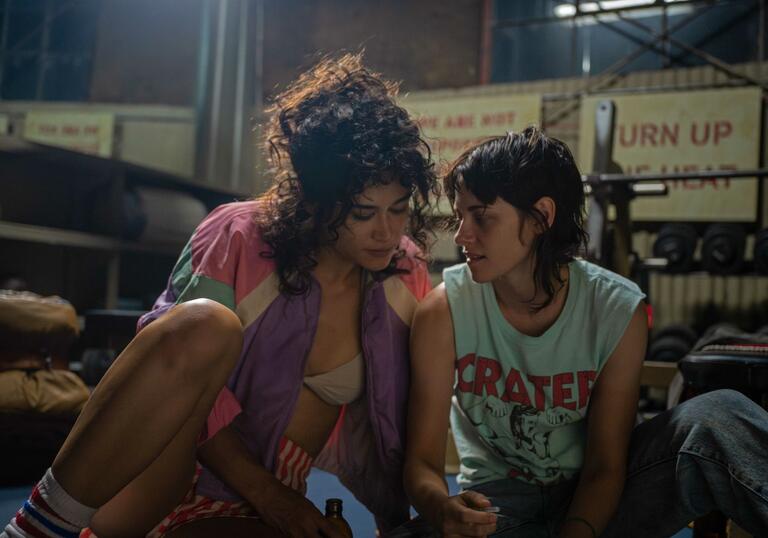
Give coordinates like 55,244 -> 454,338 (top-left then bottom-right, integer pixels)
444,126 -> 588,312
257,53 -> 438,295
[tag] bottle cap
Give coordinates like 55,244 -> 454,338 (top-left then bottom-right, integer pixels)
326,498 -> 343,514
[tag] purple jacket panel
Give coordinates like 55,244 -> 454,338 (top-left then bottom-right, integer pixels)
192,278 -> 411,529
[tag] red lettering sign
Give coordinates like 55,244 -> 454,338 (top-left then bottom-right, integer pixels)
443,115 -> 475,129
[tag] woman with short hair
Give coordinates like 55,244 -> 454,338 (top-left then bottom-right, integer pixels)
401,126 -> 768,538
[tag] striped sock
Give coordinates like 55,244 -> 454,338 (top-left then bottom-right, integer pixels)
2,468 -> 96,538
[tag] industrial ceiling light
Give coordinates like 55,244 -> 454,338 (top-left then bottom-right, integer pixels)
588,0 -> 656,8
554,0 -> 661,17
554,4 -> 578,17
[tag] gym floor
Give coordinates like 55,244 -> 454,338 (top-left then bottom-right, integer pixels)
0,471 -> 694,537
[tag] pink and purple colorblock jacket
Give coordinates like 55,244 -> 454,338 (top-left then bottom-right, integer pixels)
138,200 -> 431,529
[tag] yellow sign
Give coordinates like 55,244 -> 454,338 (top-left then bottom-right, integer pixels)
578,88 -> 761,222
402,93 -> 542,167
24,112 -> 114,158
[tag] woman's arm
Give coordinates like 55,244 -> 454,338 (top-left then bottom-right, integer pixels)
558,303 -> 649,538
404,285 -> 497,537
198,425 -> 345,538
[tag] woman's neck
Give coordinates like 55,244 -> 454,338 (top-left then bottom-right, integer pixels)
492,260 -> 569,320
313,247 -> 361,291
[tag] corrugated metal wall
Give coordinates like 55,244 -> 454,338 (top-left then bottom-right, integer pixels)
418,61 -> 768,330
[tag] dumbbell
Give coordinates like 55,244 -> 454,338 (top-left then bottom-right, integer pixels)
648,324 -> 698,362
701,223 -> 746,275
755,228 -> 768,275
652,224 -> 698,273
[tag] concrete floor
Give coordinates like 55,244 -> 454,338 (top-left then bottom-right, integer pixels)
0,472 -> 695,537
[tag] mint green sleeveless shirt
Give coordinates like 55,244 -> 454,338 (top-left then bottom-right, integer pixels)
443,260 -> 645,488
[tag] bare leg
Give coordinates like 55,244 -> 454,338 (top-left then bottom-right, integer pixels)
165,517 -> 285,538
87,362 -> 227,537
51,299 -> 242,512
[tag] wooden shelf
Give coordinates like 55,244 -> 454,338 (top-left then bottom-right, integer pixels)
0,220 -> 119,250
0,220 -> 184,255
0,135 -> 245,310
0,135 -> 248,200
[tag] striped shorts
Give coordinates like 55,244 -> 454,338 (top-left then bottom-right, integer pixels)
80,437 -> 312,537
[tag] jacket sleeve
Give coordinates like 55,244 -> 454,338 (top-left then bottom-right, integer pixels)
137,203 -> 245,331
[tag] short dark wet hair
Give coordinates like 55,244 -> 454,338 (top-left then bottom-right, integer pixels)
444,126 -> 588,311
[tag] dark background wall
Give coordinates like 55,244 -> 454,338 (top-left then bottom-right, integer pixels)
85,0 -> 483,107
89,0 -> 204,105
2,1 -> 764,104
261,0 -> 482,96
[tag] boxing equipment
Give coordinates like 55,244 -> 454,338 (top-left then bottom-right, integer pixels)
0,290 -> 79,371
648,324 -> 698,363
701,223 -> 746,275
652,224 -> 698,273
679,324 -> 768,402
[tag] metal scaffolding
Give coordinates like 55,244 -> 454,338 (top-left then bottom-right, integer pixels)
0,0 -> 93,100
492,1 -> 764,86
490,0 -> 766,127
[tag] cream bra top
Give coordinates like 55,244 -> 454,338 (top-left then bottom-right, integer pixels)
303,352 -> 365,406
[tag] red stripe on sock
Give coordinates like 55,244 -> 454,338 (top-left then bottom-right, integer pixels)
14,514 -> 51,538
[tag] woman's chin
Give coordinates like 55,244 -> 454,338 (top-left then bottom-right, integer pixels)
467,259 -> 492,283
468,269 -> 491,283
359,256 -> 394,272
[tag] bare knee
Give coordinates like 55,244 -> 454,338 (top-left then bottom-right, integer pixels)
151,299 -> 243,381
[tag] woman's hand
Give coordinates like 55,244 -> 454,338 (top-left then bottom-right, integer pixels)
435,491 -> 498,538
198,426 -> 346,537
253,479 -> 347,538
404,288 -> 496,538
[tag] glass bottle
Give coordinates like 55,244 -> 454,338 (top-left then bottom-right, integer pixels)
325,498 -> 353,538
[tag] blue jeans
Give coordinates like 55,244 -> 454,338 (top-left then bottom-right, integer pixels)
389,390 -> 768,537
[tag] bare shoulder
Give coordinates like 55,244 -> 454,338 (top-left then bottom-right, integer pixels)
414,283 -> 452,328
411,283 -> 456,369
613,301 -> 649,359
598,301 -> 649,390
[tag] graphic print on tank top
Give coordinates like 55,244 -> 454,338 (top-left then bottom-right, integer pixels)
455,352 -> 593,484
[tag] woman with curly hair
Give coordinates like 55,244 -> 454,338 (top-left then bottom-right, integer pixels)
3,53 -> 437,538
